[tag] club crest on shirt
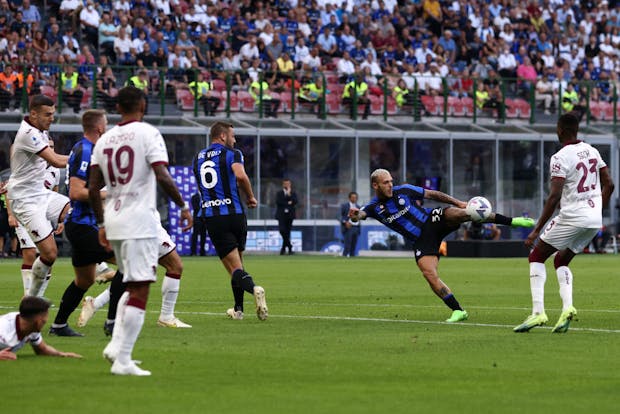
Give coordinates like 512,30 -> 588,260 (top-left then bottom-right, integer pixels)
398,197 -> 405,205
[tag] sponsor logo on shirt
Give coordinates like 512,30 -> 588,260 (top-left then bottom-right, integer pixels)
385,205 -> 410,223
202,198 -> 232,208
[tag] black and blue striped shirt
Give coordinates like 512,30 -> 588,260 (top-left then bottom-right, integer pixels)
192,143 -> 245,218
362,184 -> 430,243
66,137 -> 97,228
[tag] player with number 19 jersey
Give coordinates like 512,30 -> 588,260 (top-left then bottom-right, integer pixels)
91,120 -> 169,239
549,141 -> 606,228
192,142 -> 245,217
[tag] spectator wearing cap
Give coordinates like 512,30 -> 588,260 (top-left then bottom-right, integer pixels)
438,30 -> 456,65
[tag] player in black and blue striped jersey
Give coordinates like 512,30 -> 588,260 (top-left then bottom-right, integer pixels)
193,122 -> 268,321
48,110 -> 120,337
350,168 -> 534,323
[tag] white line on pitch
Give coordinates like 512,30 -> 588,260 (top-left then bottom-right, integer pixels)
168,310 -> 620,334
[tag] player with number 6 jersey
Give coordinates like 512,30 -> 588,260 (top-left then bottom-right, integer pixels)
193,121 -> 268,321
515,113 -> 615,334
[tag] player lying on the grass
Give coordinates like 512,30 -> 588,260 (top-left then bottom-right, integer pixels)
0,296 -> 82,360
78,223 -> 192,333
514,112 -> 615,334
349,168 -> 535,322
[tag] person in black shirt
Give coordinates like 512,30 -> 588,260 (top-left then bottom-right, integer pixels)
275,178 -> 298,255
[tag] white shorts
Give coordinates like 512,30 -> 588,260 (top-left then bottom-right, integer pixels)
111,238 -> 159,283
15,224 -> 36,250
540,218 -> 599,253
157,224 -> 176,258
10,192 -> 70,243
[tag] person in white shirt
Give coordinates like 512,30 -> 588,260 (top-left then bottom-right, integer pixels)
302,47 -> 322,72
337,51 -> 356,83
7,95 -> 69,298
340,192 -> 361,257
89,86 -> 192,376
497,47 -> 517,79
514,113 -> 615,334
0,296 -> 82,360
80,1 -> 100,46
239,36 -> 259,62
294,37 -> 310,68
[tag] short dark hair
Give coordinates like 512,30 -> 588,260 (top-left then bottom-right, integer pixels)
29,94 -> 55,111
19,296 -> 51,319
348,191 -> 358,198
558,112 -> 580,138
209,121 -> 233,141
117,86 -> 146,114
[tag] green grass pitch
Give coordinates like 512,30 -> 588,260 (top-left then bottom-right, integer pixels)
0,255 -> 618,413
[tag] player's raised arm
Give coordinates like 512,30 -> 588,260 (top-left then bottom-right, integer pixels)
152,163 -> 193,231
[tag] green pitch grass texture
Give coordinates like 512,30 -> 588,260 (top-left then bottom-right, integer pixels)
0,255 -> 618,413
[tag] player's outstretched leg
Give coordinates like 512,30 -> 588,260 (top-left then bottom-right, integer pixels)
417,256 -> 467,322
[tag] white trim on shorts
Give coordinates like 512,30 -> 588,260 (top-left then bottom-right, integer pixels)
540,217 -> 599,253
111,238 -> 159,283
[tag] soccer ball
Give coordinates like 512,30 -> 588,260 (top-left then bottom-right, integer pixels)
466,196 -> 492,222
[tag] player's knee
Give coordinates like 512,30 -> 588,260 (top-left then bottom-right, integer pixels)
553,252 -> 571,269
528,247 -> 549,263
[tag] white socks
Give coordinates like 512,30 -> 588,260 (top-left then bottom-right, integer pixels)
529,262 -> 547,315
37,272 -> 52,297
28,257 -> 52,296
108,291 -> 129,351
21,267 -> 32,296
94,288 -> 111,311
117,303 -> 145,365
160,276 -> 180,320
556,266 -> 573,311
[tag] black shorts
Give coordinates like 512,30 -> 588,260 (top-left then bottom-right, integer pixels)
205,214 -> 247,259
412,207 -> 460,261
65,221 -> 115,267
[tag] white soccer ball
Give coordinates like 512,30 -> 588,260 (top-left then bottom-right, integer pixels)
466,196 -> 493,222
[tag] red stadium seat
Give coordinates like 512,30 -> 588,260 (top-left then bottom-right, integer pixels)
237,90 -> 256,112
326,93 -> 342,114
212,79 -> 226,92
420,95 -> 438,115
514,98 -> 531,119
221,90 -> 239,112
461,96 -> 474,116
448,96 -> 465,117
40,85 -> 57,102
504,98 -> 519,118
600,101 -> 613,120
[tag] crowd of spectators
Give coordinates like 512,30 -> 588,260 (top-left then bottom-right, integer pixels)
0,0 -> 619,118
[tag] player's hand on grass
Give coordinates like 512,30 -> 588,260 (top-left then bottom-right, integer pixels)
59,351 -> 82,359
0,347 -> 17,360
180,209 -> 193,232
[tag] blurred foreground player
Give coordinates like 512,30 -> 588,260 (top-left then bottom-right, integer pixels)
89,86 -> 192,376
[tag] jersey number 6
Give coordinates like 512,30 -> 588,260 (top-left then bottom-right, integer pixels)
200,160 -> 218,189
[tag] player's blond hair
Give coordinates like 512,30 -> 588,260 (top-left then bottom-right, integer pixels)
370,168 -> 390,184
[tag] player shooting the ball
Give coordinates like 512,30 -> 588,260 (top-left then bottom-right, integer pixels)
349,168 -> 535,322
